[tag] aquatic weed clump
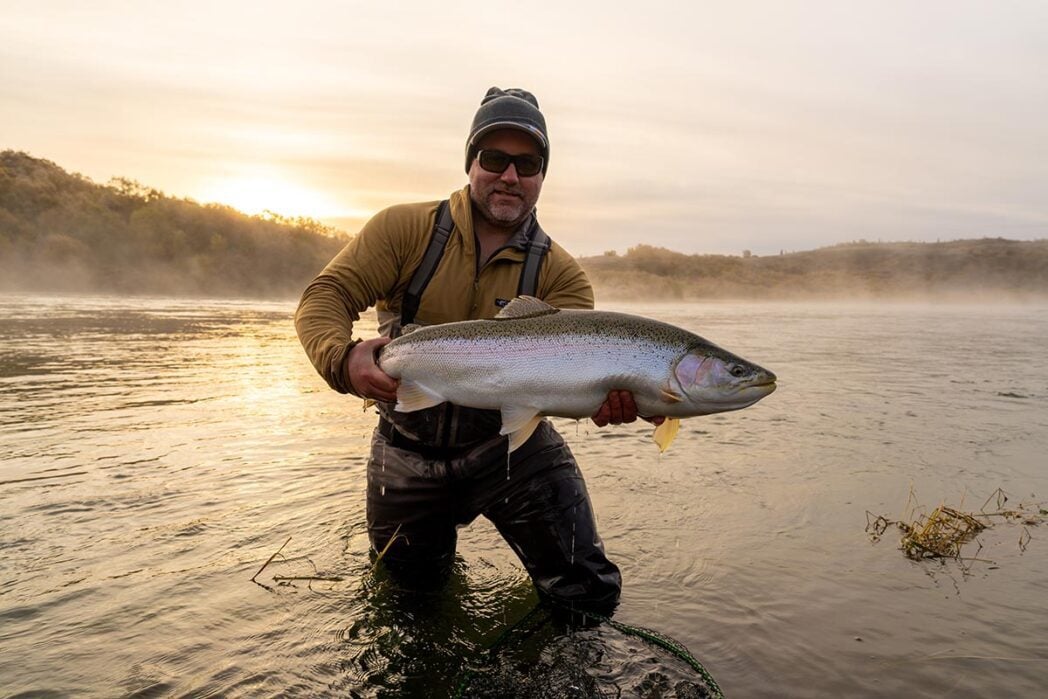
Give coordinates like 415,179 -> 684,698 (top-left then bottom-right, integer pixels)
866,487 -> 1046,566
897,505 -> 986,559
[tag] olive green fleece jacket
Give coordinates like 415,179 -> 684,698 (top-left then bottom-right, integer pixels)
295,185 -> 594,396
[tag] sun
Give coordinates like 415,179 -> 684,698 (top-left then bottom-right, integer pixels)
196,172 -> 345,219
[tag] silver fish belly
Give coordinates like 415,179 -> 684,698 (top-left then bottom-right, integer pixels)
378,297 -> 776,452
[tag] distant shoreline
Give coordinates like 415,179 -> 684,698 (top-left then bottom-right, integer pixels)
581,238 -> 1048,302
4,151 -> 1047,302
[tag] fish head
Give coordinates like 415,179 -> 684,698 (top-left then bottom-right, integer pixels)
673,348 -> 777,413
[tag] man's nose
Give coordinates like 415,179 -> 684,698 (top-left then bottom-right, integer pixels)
499,164 -> 520,184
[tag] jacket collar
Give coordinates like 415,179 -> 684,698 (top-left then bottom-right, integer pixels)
450,185 -> 536,257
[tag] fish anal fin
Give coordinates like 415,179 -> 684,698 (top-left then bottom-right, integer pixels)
507,415 -> 544,453
500,405 -> 541,434
653,417 -> 681,453
395,380 -> 445,413
494,296 -> 560,321
500,405 -> 544,453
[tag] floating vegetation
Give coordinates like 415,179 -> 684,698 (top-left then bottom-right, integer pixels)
250,536 -> 344,590
897,506 -> 985,559
866,487 -> 1047,566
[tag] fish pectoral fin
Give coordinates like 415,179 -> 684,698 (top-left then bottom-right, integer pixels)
395,380 -> 446,412
653,417 -> 681,453
500,406 -> 543,453
494,296 -> 560,321
362,398 -> 376,411
660,384 -> 683,403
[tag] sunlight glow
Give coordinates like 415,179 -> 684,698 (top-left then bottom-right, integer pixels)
196,173 -> 349,219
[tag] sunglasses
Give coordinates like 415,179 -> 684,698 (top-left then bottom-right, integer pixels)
476,150 -> 544,177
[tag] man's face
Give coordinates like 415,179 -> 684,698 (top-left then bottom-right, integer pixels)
468,129 -> 544,231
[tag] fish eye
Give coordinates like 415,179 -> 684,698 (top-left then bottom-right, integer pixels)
729,364 -> 747,378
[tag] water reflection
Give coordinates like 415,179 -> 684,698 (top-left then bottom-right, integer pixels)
2,295 -> 1047,697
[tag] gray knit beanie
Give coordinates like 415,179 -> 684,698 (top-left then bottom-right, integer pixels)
465,87 -> 549,176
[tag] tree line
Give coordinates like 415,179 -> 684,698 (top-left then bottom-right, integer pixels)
582,239 -> 1048,301
0,151 -> 347,297
3,150 -> 1046,301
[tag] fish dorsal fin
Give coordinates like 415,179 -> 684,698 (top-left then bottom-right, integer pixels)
494,296 -> 559,321
400,323 -> 423,336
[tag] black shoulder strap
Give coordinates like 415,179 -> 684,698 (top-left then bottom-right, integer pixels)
401,202 -> 552,327
401,200 -> 454,328
517,219 -> 550,297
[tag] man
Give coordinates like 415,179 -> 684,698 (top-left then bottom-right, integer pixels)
295,87 -> 646,614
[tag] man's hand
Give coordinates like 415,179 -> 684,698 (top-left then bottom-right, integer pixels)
591,390 -> 665,427
345,337 -> 399,402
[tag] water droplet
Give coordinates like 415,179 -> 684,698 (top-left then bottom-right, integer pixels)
380,484 -> 386,496
570,510 -> 577,565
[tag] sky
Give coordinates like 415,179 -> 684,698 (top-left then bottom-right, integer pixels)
2,1 -> 1047,257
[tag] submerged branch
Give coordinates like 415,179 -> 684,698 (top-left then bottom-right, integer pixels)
251,536 -> 292,583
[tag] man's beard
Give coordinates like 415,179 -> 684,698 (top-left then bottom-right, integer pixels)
473,188 -> 532,229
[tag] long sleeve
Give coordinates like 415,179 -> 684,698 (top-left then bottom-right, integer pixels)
294,206 -> 417,395
539,241 -> 595,311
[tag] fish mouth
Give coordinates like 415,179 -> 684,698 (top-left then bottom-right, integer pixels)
732,380 -> 776,404
749,370 -> 777,391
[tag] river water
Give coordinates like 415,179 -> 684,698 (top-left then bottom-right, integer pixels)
1,295 -> 1046,697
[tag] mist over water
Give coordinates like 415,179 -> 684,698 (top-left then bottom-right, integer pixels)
1,295 -> 1047,697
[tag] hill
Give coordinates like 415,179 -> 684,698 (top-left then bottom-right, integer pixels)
0,151 -> 348,297
3,151 -> 1046,301
581,239 -> 1048,301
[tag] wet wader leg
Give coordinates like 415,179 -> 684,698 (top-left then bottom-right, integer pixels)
479,422 -> 622,614
366,429 -> 457,590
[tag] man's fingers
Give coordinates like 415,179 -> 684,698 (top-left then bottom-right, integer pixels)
362,372 -> 400,403
591,401 -> 610,427
592,390 -> 642,426
606,390 -> 638,424
606,390 -> 623,423
619,391 -> 639,423
347,338 -> 398,400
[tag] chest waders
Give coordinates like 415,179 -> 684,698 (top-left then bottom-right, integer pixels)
367,201 -> 621,613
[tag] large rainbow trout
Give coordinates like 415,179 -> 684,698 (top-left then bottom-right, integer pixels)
378,297 -> 776,453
